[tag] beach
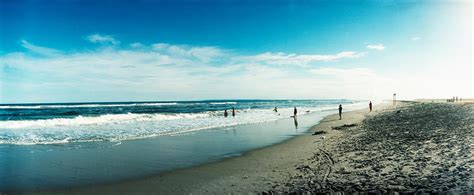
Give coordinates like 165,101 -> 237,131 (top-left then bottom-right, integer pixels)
0,100 -> 365,192
3,0 -> 472,193
20,101 -> 472,194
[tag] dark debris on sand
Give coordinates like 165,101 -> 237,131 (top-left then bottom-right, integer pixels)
312,131 -> 327,135
280,102 -> 474,194
331,124 -> 358,130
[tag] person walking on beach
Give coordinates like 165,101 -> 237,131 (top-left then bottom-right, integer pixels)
369,101 -> 373,112
232,107 -> 235,117
293,107 -> 297,117
338,104 -> 343,120
224,110 -> 228,117
393,93 -> 397,106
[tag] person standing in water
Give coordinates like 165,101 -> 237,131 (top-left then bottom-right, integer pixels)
293,117 -> 298,129
224,110 -> 228,117
232,107 -> 235,117
293,107 -> 297,117
273,107 -> 278,112
338,105 -> 343,120
369,101 -> 373,112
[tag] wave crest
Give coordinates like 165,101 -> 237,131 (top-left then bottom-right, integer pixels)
0,112 -> 210,129
0,102 -> 178,109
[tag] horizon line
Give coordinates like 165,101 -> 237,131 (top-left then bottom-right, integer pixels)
0,98 -> 360,105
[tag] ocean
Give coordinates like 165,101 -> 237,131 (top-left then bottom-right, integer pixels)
0,99 -> 367,191
0,99 -> 362,145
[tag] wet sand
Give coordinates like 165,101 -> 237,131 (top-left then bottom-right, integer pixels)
20,101 -> 473,194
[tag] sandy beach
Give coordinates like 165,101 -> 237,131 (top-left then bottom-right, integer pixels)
3,0 -> 472,194
19,101 -> 473,194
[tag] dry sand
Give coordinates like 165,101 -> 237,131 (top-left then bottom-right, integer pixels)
282,102 -> 473,193
21,101 -> 473,194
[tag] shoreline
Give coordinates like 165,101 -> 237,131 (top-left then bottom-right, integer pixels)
23,102 -> 382,194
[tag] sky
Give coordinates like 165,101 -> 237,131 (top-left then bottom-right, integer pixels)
0,0 -> 472,103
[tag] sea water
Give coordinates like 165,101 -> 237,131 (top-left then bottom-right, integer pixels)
0,99 -> 367,191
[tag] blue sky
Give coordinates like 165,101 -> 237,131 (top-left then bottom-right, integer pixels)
0,0 -> 472,103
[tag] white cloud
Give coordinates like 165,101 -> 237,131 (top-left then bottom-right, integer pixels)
20,40 -> 61,56
3,32 -> 472,103
152,43 -> 225,62
366,44 -> 385,51
2,37 -> 382,102
239,51 -> 364,66
86,34 -> 120,45
151,43 -> 170,50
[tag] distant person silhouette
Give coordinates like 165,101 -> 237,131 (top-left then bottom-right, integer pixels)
232,107 -> 235,117
273,107 -> 278,112
294,117 -> 298,129
224,110 -> 228,117
293,107 -> 297,117
369,101 -> 372,112
393,93 -> 397,106
338,105 -> 343,120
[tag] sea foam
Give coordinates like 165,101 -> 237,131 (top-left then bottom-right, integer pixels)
0,102 -> 178,109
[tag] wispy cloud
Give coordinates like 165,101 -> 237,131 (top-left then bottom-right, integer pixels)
2,36 -> 388,102
20,40 -> 61,56
151,43 -> 225,63
366,44 -> 385,51
86,34 -> 120,45
239,51 -> 364,66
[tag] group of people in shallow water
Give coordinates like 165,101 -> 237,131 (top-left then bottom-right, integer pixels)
223,107 -> 236,117
224,101 -> 374,120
